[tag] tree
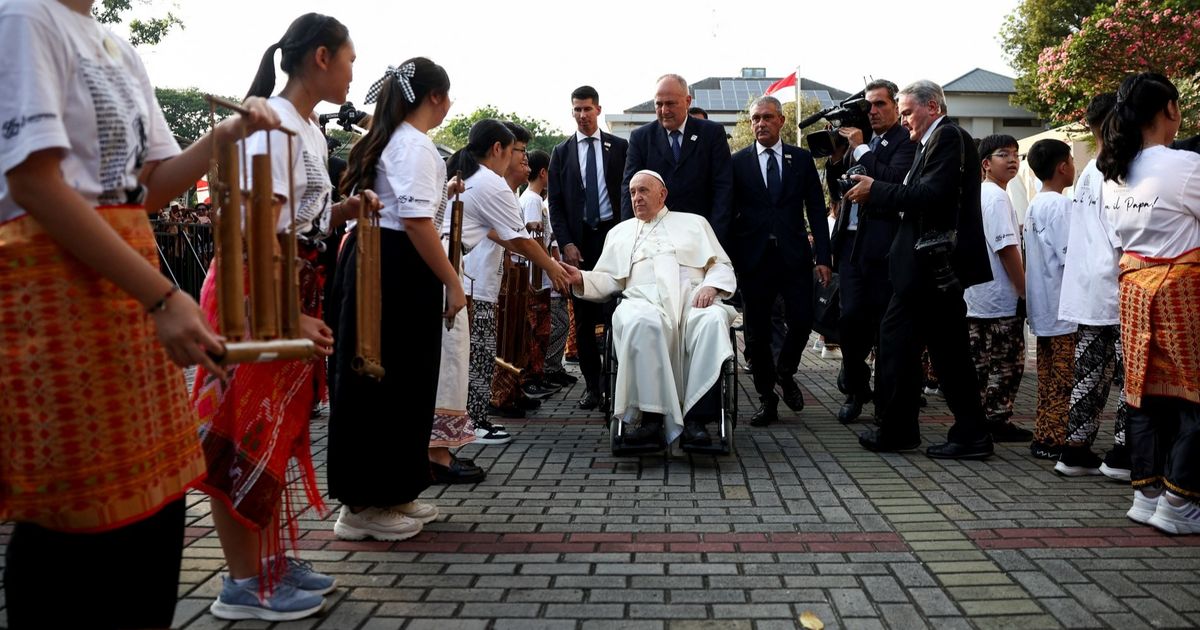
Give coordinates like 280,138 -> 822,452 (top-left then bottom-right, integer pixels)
1034,0 -> 1200,134
431,105 -> 567,155
999,0 -> 1103,117
155,87 -> 240,146
94,0 -> 184,47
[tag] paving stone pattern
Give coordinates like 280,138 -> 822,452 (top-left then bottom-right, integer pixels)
3,338 -> 1198,629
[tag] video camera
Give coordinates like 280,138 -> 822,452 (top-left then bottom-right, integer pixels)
319,101 -> 368,132
797,89 -> 871,158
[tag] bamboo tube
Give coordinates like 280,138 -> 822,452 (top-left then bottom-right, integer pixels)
279,136 -> 301,339
353,195 -> 385,380
247,153 -> 279,339
218,339 -> 316,365
215,141 -> 245,341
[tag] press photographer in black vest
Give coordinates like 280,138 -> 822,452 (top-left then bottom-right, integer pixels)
843,80 -> 994,460
826,80 -> 916,424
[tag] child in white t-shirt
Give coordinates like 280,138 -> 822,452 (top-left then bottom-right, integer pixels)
965,135 -> 1032,446
1024,139 -> 1078,462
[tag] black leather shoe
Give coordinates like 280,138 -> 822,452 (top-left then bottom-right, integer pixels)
988,421 -> 1033,443
926,436 -> 994,460
837,395 -> 866,424
750,401 -> 778,427
577,390 -> 601,410
777,377 -> 805,411
623,415 -> 665,448
858,428 -> 921,452
430,456 -> 487,484
682,420 -> 712,447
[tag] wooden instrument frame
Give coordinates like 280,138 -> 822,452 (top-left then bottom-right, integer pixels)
205,94 -> 316,365
351,193 -> 385,379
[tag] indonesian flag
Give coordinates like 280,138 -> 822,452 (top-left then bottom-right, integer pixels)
764,72 -> 798,102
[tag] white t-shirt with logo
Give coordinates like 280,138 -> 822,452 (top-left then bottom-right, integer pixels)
242,96 -> 331,241
444,168 -> 528,303
0,0 -> 179,223
1059,159 -> 1121,326
1024,190 -> 1077,337
1103,145 -> 1200,259
965,181 -> 1022,318
520,188 -> 555,292
375,121 -> 445,231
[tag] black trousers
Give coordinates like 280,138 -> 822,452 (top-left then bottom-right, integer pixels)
875,277 -> 987,443
574,218 -> 616,394
1128,396 -> 1200,497
327,229 -> 442,506
5,498 -> 185,629
836,237 -> 892,398
742,241 -> 813,402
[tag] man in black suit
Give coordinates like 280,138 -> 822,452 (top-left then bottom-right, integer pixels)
827,80 -> 917,423
730,96 -> 832,426
548,85 -> 629,410
845,80 -> 995,460
622,74 -> 733,245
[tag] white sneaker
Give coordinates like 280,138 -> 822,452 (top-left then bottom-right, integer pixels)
474,420 -> 513,445
1148,493 -> 1200,535
1100,463 -> 1132,481
333,506 -> 422,541
923,386 -> 943,396
1127,489 -> 1160,525
821,347 -> 842,359
393,501 -> 439,524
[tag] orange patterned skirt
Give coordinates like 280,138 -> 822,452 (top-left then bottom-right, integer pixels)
1119,248 -> 1200,408
0,207 -> 205,532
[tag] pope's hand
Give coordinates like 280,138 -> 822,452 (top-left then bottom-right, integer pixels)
560,262 -> 584,288
693,286 -> 718,309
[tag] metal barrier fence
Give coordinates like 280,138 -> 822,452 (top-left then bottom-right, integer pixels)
152,220 -> 213,299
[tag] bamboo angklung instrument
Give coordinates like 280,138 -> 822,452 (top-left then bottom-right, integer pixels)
444,171 -> 465,330
205,94 -> 315,365
351,193 -> 385,379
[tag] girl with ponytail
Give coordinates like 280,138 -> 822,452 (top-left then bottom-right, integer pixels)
192,13 -> 383,621
1098,72 -> 1200,536
325,57 -> 467,539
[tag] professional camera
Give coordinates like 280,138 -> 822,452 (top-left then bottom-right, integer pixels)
836,164 -> 867,196
913,230 -> 960,293
319,102 -> 368,132
797,90 -> 872,159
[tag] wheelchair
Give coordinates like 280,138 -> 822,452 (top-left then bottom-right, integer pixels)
601,321 -> 739,457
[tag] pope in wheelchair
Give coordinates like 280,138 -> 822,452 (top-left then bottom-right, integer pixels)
561,170 -> 737,454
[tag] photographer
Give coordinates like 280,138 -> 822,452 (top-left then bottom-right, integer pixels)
825,79 -> 916,424
844,80 -> 993,460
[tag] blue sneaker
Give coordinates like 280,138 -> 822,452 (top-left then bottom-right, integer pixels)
209,575 -> 324,621
283,557 -> 337,595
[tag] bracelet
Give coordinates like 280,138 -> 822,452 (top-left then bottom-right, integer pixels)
147,285 -> 180,314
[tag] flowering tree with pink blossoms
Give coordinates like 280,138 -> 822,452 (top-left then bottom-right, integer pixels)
1035,0 -> 1200,135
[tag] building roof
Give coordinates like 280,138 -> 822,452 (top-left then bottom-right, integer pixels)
625,76 -> 851,114
942,68 -> 1016,94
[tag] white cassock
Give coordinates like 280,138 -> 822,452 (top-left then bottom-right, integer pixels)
575,207 -> 737,445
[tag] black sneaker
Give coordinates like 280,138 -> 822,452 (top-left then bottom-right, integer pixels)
544,371 -> 578,387
1055,445 -> 1103,476
1030,440 -> 1061,460
522,382 -> 559,399
989,421 -> 1033,443
1101,444 -> 1132,481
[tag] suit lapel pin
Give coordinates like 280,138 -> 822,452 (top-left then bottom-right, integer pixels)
690,135 -> 698,142
784,153 -> 793,161
603,142 -> 611,149
881,139 -> 889,147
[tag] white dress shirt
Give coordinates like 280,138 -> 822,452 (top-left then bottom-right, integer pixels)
755,139 -> 784,188
575,130 -> 613,221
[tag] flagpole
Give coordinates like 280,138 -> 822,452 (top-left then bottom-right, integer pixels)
794,64 -> 802,138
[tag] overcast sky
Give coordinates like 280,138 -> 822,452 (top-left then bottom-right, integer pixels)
126,0 -> 1022,133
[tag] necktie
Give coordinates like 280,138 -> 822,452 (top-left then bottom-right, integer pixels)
849,136 -> 883,229
765,148 -> 782,204
670,130 -> 682,162
584,137 -> 601,228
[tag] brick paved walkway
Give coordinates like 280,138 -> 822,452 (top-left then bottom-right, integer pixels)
5,338 -> 1199,629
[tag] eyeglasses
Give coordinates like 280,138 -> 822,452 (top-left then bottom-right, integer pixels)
512,147 -> 527,154
987,151 -> 1018,160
